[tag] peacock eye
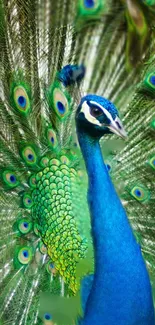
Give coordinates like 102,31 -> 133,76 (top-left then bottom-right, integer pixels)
89,105 -> 103,118
84,0 -> 95,8
13,86 -> 30,115
43,313 -> 53,321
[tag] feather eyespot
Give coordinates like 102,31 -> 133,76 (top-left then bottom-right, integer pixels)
18,247 -> 32,264
144,72 -> 155,93
23,193 -> 33,208
29,174 -> 37,188
46,261 -> 57,275
18,219 -> 32,234
78,0 -> 103,19
130,185 -> 150,202
18,95 -> 26,107
84,0 -> 95,8
43,313 -> 53,321
135,189 -> 141,197
47,128 -> 58,149
150,75 -> 155,85
21,146 -> 37,166
53,87 -> 70,119
13,86 -> 30,114
10,175 -> 16,182
2,170 -> 19,188
56,101 -> 65,114
49,263 -> 54,269
39,242 -> 47,254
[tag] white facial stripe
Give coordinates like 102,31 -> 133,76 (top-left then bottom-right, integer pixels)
81,101 -> 102,126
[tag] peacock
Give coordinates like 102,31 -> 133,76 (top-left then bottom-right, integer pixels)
0,0 -> 155,324
76,95 -> 154,324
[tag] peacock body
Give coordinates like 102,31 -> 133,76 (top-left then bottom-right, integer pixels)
76,94 -> 154,324
0,0 -> 155,324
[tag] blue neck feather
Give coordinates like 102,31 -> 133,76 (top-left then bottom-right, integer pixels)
77,129 -> 155,325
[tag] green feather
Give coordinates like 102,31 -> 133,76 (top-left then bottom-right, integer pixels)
130,184 -> 150,203
2,169 -> 20,188
46,127 -> 59,150
142,0 -> 155,6
14,246 -> 33,268
20,144 -> 39,167
143,72 -> 155,94
47,81 -> 72,121
40,156 -> 50,168
0,1 -> 155,324
148,155 -> 155,170
125,0 -> 148,69
23,193 -> 33,209
150,119 -> 155,129
13,218 -> 33,236
77,0 -> 105,22
11,82 -> 31,115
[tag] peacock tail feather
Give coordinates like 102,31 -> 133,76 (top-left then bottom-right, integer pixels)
0,0 -> 155,324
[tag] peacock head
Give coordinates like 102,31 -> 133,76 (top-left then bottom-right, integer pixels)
76,94 -> 127,139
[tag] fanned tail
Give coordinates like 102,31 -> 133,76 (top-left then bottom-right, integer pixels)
0,0 -> 155,324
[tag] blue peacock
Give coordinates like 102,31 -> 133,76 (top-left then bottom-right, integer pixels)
76,95 -> 155,324
0,0 -> 155,325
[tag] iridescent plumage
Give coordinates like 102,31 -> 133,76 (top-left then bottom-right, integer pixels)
0,1 -> 155,324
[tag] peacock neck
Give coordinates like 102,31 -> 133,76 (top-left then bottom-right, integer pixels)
77,128 -> 155,325
77,128 -> 138,274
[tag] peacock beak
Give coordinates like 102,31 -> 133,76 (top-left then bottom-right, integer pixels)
107,117 -> 127,139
